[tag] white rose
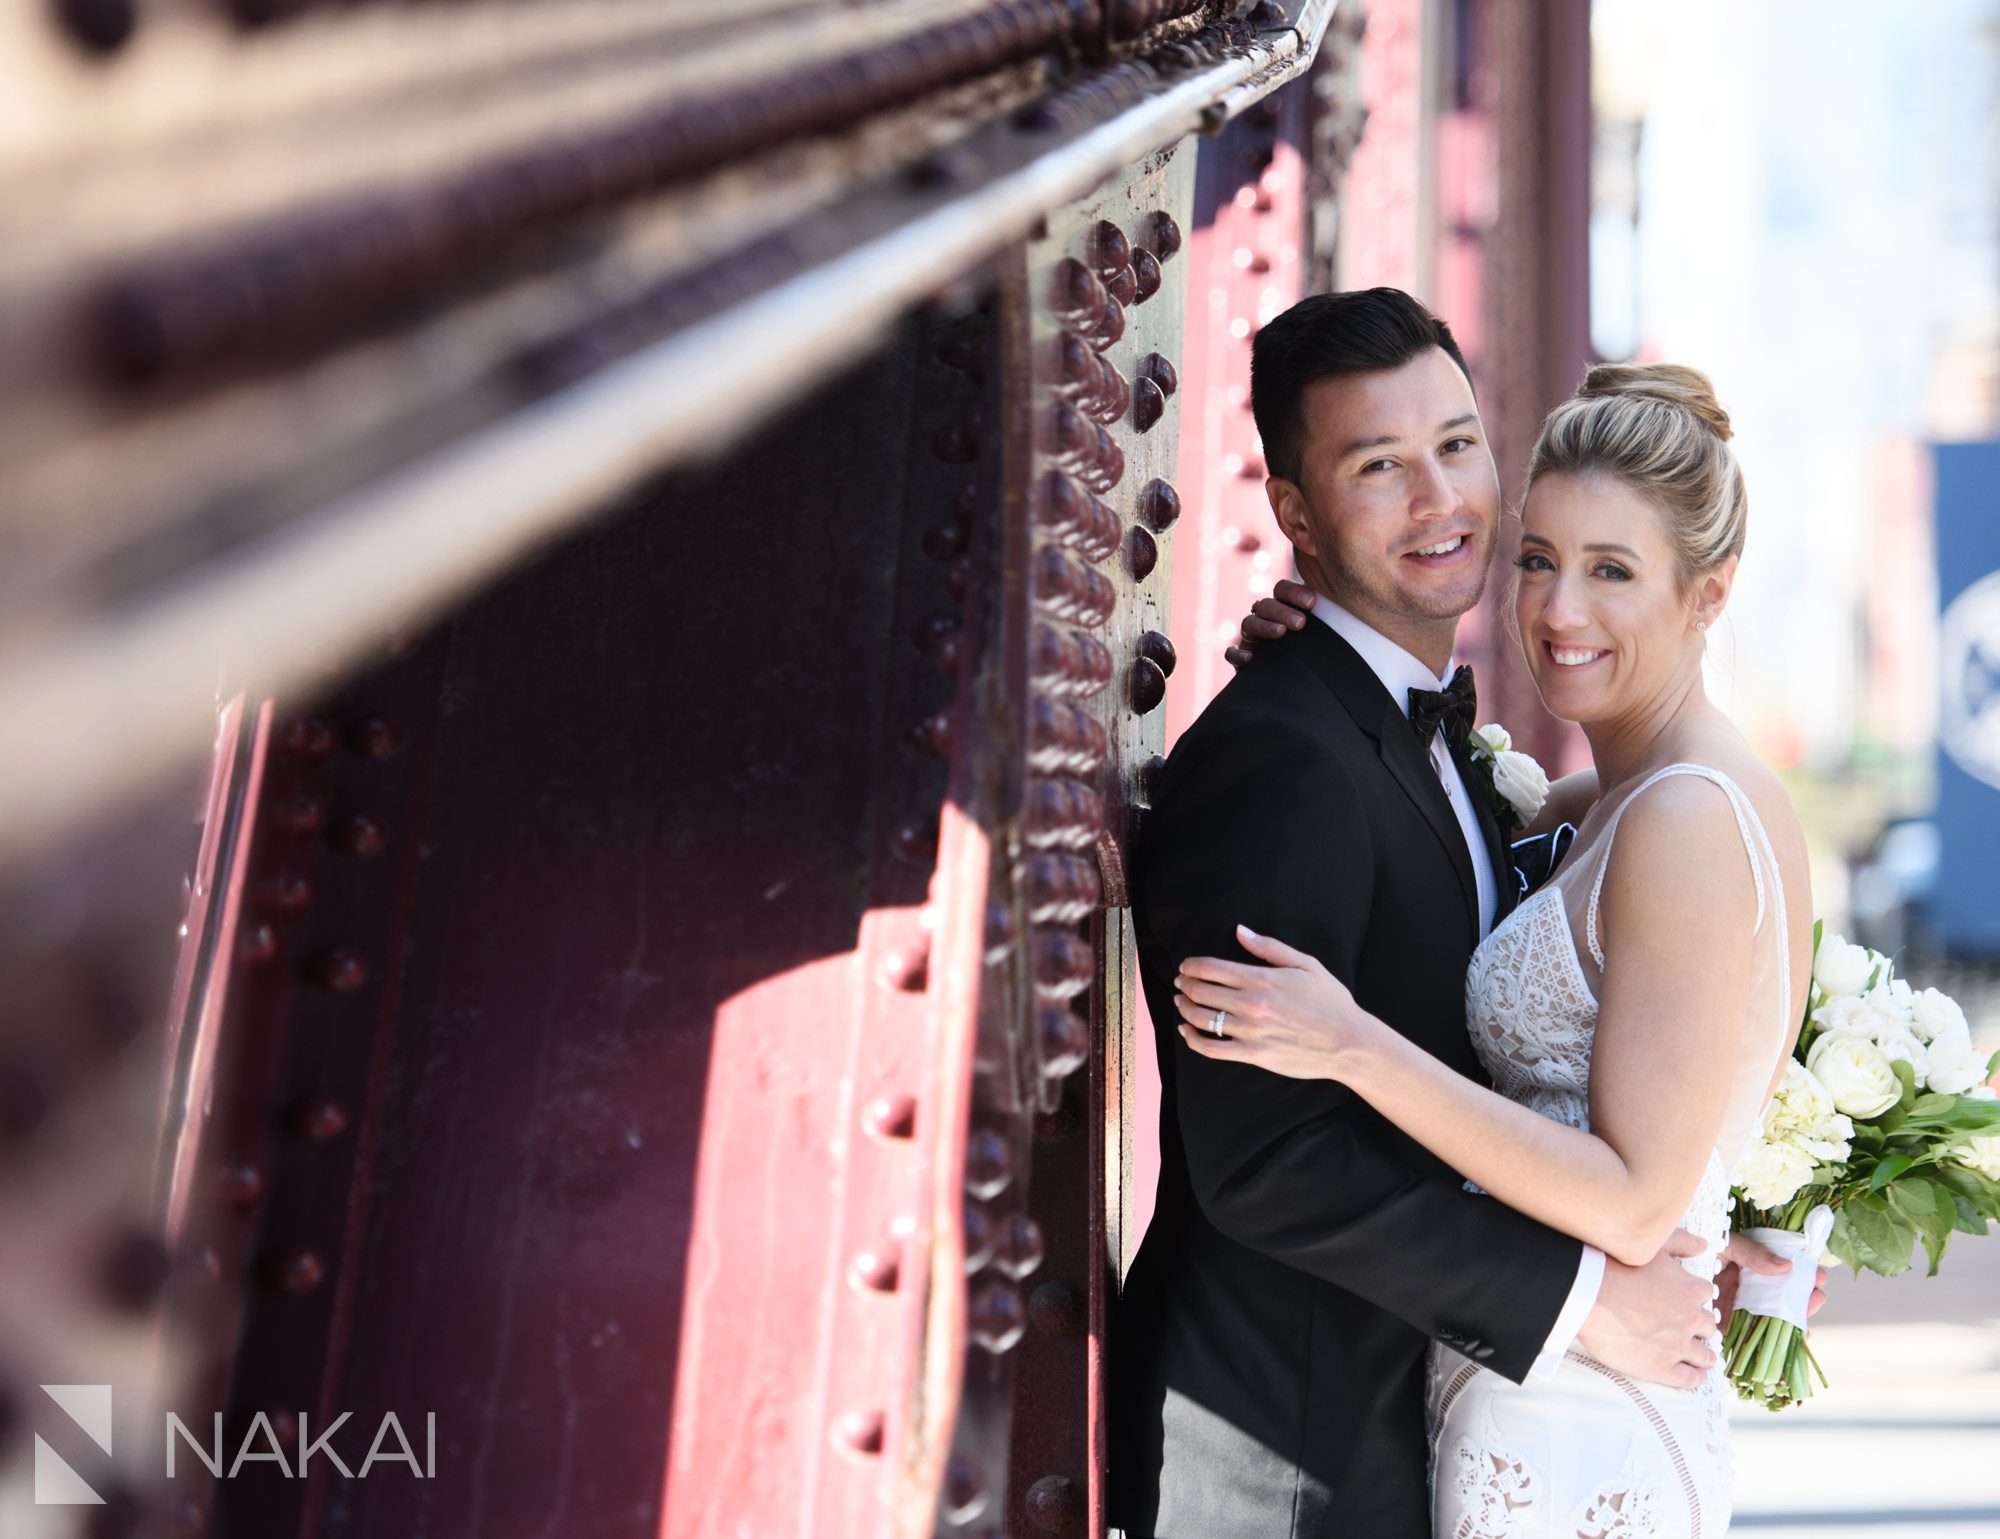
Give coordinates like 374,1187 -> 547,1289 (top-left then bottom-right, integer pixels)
1812,995 -> 1873,1035
1489,749 -> 1551,825
1806,1032 -> 1904,1118
1470,722 -> 1513,756
1736,1138 -> 1818,1210
1811,935 -> 1875,1001
1924,1026 -> 1986,1096
1973,1084 -> 1998,1102
1910,987 -> 1970,1046
1860,983 -> 1916,1033
1761,1061 -> 1853,1161
1872,1027 -> 1929,1079
1767,1059 -> 1835,1123
1814,993 -> 1928,1080
1955,1134 -> 2000,1183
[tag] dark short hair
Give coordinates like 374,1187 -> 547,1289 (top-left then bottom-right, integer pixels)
1250,288 -> 1473,486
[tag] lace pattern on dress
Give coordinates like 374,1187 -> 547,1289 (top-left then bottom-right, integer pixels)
1449,1432 -> 1541,1539
1570,1459 -> 1663,1539
1440,762 -> 1790,1537
1461,887 -> 1599,1144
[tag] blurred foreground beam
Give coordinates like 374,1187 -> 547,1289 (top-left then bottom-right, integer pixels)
0,0 -> 1338,868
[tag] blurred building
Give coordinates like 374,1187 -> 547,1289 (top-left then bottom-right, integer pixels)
1591,0 -> 2000,772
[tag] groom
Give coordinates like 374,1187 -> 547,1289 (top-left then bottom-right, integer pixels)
1110,289 -> 1721,1537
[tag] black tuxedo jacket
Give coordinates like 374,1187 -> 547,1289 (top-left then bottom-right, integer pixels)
1109,619 -> 1584,1539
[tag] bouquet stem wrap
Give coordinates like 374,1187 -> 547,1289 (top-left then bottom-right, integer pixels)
1724,1202 -> 1834,1410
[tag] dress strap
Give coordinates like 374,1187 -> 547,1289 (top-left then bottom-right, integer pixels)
1583,764 -> 1791,1027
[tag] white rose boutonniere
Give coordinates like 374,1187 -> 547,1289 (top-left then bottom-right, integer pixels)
1466,722 -> 1550,832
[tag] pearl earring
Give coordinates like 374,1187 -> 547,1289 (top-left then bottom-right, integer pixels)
1696,619 -> 1708,632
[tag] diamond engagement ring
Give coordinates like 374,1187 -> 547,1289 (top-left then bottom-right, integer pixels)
1208,1008 -> 1228,1037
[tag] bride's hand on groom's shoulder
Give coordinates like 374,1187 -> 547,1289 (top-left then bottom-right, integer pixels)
1224,579 -> 1322,669
1172,925 -> 1377,1080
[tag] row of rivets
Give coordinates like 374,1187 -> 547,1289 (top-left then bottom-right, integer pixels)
1032,624 -> 1115,698
516,229 -> 806,393
1048,334 -> 1132,424
89,0 -> 1079,385
1033,472 -> 1122,562
1030,931 -> 1094,1000
1024,852 -> 1102,924
1024,777 -> 1105,850
1026,698 -> 1110,777
1031,546 -> 1116,627
1149,17 -> 1254,74
252,707 -> 406,1330
1107,0 -> 1208,39
851,318 -> 992,1477
1042,403 -> 1126,493
1014,59 -> 1160,135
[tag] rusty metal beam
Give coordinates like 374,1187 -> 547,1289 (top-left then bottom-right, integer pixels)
0,0 -> 1341,872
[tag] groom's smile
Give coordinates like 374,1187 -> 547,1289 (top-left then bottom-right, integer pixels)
1264,345 -> 1500,670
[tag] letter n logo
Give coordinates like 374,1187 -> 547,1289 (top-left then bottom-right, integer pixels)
36,1385 -> 111,1505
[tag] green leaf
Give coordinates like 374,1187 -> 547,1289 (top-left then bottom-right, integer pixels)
1851,1121 -> 1887,1154
1889,1181 -> 1957,1276
1910,1094 -> 1958,1118
1933,1162 -> 2000,1221
1906,1099 -> 2000,1136
1833,1194 -> 1919,1277
1943,1188 -> 1990,1238
1869,1154 -> 1916,1191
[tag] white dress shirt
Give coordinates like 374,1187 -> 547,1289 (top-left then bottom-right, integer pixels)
1307,595 -> 1603,1377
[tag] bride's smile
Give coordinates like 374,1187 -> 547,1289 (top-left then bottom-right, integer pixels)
1514,469 -> 1732,759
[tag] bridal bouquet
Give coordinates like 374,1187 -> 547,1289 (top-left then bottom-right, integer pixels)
1724,925 -> 2000,1409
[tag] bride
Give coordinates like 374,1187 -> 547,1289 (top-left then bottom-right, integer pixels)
1179,363 -> 1815,1537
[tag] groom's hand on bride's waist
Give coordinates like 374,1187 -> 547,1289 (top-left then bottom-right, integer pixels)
1714,1230 -> 1828,1332
1575,1230 -> 1719,1390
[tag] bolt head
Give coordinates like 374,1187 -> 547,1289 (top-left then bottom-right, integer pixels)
963,1129 -> 1013,1199
1024,1473 -> 1084,1533
969,1280 -> 1025,1353
993,1214 -> 1047,1280
290,1096 -> 349,1142
1132,377 -> 1166,433
833,1408 -> 886,1456
848,1241 -> 902,1293
270,1248 -> 325,1294
1131,658 -> 1167,715
1126,525 -> 1160,581
277,718 -> 336,757
220,1164 -> 265,1210
863,1094 -> 918,1140
308,950 -> 368,993
1137,630 -> 1178,677
1131,247 -> 1162,303
332,814 -> 389,856
351,717 -> 406,758
1028,1277 -> 1087,1337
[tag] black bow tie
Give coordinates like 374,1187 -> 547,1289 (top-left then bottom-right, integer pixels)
1408,664 -> 1476,749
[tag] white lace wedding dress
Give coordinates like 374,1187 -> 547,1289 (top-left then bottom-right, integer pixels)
1428,765 -> 1795,1539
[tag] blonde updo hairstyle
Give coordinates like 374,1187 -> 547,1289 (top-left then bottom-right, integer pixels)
1526,363 -> 1747,594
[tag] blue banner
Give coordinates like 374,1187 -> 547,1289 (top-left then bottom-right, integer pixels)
1934,440 -> 2000,956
